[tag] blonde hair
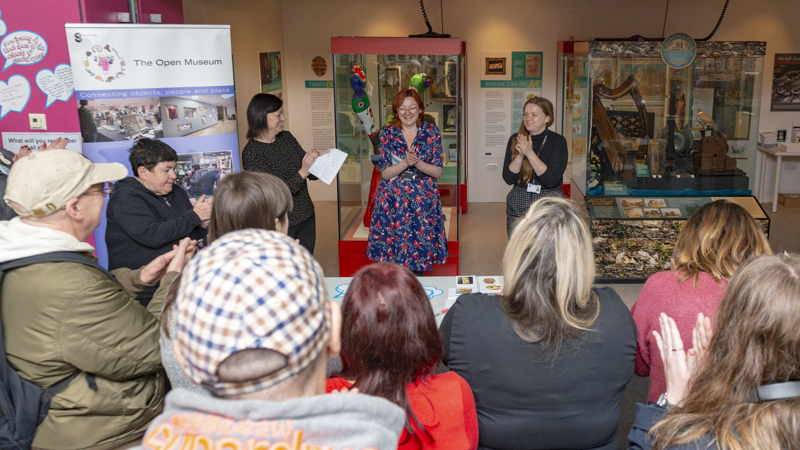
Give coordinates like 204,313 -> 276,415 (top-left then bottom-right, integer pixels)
672,200 -> 771,286
650,254 -> 800,450
513,97 -> 554,184
500,197 -> 598,352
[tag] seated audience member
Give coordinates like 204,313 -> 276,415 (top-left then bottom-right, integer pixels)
631,200 -> 771,403
0,138 -> 68,220
629,254 -> 800,449
160,171 -> 292,395
106,138 -> 211,306
0,150 -> 194,450
139,229 -> 405,449
441,197 -> 636,450
327,262 -> 478,449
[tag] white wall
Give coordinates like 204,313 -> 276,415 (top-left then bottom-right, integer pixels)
183,0 -> 285,153
188,0 -> 800,202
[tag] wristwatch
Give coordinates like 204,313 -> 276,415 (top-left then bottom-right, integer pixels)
656,392 -> 674,410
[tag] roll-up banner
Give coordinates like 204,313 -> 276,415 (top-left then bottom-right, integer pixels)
65,24 -> 239,266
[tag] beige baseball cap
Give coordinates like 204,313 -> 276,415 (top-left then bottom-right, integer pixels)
4,150 -> 128,218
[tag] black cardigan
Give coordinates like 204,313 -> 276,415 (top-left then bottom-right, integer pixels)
502,129 -> 568,189
241,132 -> 318,227
105,177 -> 206,304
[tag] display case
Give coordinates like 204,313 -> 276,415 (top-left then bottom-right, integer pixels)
331,37 -> 467,276
557,41 -> 768,279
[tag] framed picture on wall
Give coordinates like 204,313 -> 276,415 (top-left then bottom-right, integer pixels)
201,116 -> 207,124
444,61 -> 457,99
259,52 -> 272,85
485,57 -> 506,75
177,123 -> 192,131
165,105 -> 178,121
442,104 -> 457,133
198,107 -> 208,114
184,107 -> 197,119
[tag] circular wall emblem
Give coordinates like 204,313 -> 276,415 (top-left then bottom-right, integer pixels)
661,33 -> 696,69
82,44 -> 125,83
311,56 -> 327,77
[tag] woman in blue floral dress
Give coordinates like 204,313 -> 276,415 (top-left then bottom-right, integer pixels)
367,88 -> 448,273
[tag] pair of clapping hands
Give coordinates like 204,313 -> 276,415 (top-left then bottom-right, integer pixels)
405,149 -> 420,167
653,312 -> 713,408
139,237 -> 197,285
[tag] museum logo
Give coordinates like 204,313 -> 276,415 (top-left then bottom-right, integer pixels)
82,44 -> 126,83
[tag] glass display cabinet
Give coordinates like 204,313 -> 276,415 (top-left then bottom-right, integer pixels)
557,41 -> 769,279
331,37 -> 467,276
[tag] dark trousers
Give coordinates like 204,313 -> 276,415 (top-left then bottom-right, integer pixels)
289,215 -> 316,254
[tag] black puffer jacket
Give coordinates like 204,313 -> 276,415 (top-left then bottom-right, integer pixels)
105,176 -> 206,305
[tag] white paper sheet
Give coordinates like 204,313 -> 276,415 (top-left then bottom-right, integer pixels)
308,148 -> 347,185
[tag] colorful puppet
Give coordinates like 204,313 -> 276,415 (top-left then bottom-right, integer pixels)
409,72 -> 434,93
351,66 -> 379,143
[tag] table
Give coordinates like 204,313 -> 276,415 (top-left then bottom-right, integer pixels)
325,276 -> 457,326
757,144 -> 800,213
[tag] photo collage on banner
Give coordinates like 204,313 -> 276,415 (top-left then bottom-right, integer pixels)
65,24 -> 239,266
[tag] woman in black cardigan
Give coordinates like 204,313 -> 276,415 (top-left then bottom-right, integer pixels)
502,96 -> 568,237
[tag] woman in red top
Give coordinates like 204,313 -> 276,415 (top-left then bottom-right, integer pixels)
326,262 -> 477,449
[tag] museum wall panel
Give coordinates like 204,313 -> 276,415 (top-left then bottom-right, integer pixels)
179,0 -> 800,202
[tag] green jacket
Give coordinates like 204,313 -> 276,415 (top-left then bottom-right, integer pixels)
1,254 -> 177,450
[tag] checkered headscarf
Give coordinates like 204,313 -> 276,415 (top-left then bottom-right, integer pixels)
175,228 -> 329,396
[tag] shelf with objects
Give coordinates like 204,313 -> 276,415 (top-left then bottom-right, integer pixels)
332,37 -> 466,276
557,40 -> 769,280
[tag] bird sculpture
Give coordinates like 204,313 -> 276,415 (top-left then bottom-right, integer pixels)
695,109 -> 726,138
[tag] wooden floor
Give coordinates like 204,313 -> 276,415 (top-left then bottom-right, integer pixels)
185,120 -> 238,136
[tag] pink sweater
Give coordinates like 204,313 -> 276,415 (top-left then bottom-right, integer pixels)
631,271 -> 727,403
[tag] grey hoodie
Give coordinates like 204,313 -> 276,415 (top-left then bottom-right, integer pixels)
135,388 -> 405,450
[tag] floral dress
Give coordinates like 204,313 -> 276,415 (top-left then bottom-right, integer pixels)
367,122 -> 448,271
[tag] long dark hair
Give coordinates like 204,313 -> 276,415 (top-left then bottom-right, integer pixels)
246,93 -> 282,140
338,262 -> 442,446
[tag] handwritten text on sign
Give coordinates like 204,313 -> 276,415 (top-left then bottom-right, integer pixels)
2,31 -> 48,70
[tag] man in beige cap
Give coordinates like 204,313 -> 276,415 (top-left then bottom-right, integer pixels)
138,229 -> 404,450
0,150 -> 195,450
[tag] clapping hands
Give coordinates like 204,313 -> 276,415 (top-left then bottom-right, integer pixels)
406,149 -> 419,167
653,312 -> 713,407
515,134 -> 533,158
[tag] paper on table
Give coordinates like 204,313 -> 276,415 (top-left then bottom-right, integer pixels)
309,148 -> 348,184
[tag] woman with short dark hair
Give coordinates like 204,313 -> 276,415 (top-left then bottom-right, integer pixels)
327,262 -> 478,449
106,138 -> 211,306
241,93 -> 326,254
441,197 -> 636,449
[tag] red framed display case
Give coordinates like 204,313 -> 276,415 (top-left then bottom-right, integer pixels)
331,37 -> 466,276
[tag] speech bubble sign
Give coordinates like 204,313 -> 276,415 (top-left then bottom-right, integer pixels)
0,74 -> 31,119
2,30 -> 48,71
0,10 -> 7,37
36,64 -> 74,107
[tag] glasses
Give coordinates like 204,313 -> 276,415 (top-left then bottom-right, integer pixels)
84,183 -> 114,197
397,107 -> 419,115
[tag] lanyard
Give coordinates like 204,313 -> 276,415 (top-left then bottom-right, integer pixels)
534,134 -> 548,158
